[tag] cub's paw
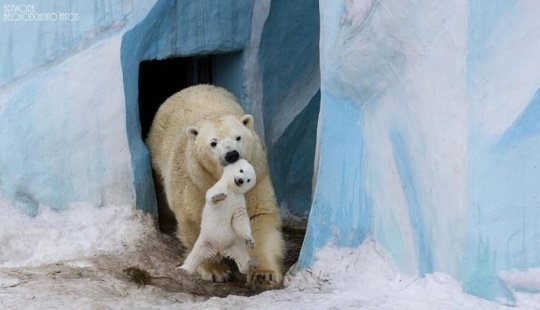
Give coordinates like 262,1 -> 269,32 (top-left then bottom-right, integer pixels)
248,258 -> 259,269
211,193 -> 227,204
247,269 -> 283,290
245,237 -> 255,249
197,261 -> 232,282
176,265 -> 193,276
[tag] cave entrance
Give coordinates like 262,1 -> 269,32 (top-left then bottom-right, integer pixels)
138,56 -> 213,141
138,55 -> 213,234
138,52 -> 244,234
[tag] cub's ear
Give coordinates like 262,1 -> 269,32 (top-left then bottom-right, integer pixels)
186,126 -> 199,140
241,114 -> 254,130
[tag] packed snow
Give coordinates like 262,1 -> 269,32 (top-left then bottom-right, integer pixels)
0,198 -> 537,309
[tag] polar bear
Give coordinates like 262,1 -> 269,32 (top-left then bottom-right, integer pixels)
146,85 -> 284,289
178,159 -> 259,276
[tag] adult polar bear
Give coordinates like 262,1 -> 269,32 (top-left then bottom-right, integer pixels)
146,84 -> 284,289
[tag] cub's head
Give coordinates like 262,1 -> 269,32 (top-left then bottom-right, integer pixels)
186,114 -> 256,175
222,159 -> 257,194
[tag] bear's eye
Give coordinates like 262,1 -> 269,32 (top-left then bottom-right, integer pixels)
236,136 -> 241,141
247,179 -> 250,183
239,169 -> 243,173
210,141 -> 217,147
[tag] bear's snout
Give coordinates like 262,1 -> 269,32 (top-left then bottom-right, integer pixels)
225,150 -> 240,164
235,178 -> 244,187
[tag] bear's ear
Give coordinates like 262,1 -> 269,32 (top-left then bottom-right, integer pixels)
241,114 -> 254,130
186,126 -> 199,140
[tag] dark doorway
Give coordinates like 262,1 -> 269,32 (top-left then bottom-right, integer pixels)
138,56 -> 213,140
138,56 -> 213,234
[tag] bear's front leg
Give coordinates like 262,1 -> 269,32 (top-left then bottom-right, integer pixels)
232,207 -> 255,248
223,241 -> 253,275
247,212 -> 285,289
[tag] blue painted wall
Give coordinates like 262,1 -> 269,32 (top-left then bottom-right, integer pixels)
258,0 -> 320,216
300,0 -> 540,304
465,0 -> 540,301
299,90 -> 370,268
0,1 -> 155,214
0,0 -> 142,86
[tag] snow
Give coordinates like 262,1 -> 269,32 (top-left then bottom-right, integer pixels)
0,198 -> 146,268
0,199 -> 536,309
499,268 -> 540,308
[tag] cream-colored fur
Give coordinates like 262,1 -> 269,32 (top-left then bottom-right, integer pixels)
178,159 -> 258,275
146,85 -> 284,288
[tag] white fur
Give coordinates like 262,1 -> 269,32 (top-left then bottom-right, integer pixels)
179,159 -> 258,275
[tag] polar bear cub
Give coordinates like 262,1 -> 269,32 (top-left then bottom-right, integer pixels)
179,159 -> 258,275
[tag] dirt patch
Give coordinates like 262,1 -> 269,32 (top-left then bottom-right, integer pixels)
0,219 -> 307,308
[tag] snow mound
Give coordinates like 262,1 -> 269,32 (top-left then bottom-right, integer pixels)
0,197 -> 151,268
196,240 -> 536,310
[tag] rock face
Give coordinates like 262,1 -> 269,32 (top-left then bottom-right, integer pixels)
300,0 -> 540,304
0,0 -> 319,216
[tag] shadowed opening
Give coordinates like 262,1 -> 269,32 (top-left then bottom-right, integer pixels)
138,55 -> 213,234
138,56 -> 213,141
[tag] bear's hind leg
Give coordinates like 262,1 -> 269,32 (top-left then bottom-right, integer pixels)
178,239 -> 214,274
223,241 -> 256,275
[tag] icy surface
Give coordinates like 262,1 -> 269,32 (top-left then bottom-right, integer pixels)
301,0 -> 540,304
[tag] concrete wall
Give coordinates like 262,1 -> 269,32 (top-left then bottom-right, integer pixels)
299,0 -> 540,304
0,0 -> 319,217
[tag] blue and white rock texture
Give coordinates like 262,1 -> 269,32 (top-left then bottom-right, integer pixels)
0,0 -> 319,216
300,0 -> 540,304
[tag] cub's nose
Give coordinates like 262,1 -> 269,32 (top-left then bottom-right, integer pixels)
225,150 -> 240,163
234,178 -> 244,187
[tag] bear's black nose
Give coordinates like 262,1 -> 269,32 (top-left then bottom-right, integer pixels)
234,178 -> 244,187
225,150 -> 240,163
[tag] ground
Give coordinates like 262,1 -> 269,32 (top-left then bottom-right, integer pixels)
0,203 -> 536,309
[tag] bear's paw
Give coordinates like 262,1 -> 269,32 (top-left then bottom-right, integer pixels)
211,193 -> 227,205
197,261 -> 232,282
245,237 -> 255,249
247,269 -> 283,290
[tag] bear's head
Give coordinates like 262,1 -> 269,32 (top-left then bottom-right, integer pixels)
186,114 -> 256,177
222,159 -> 257,194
